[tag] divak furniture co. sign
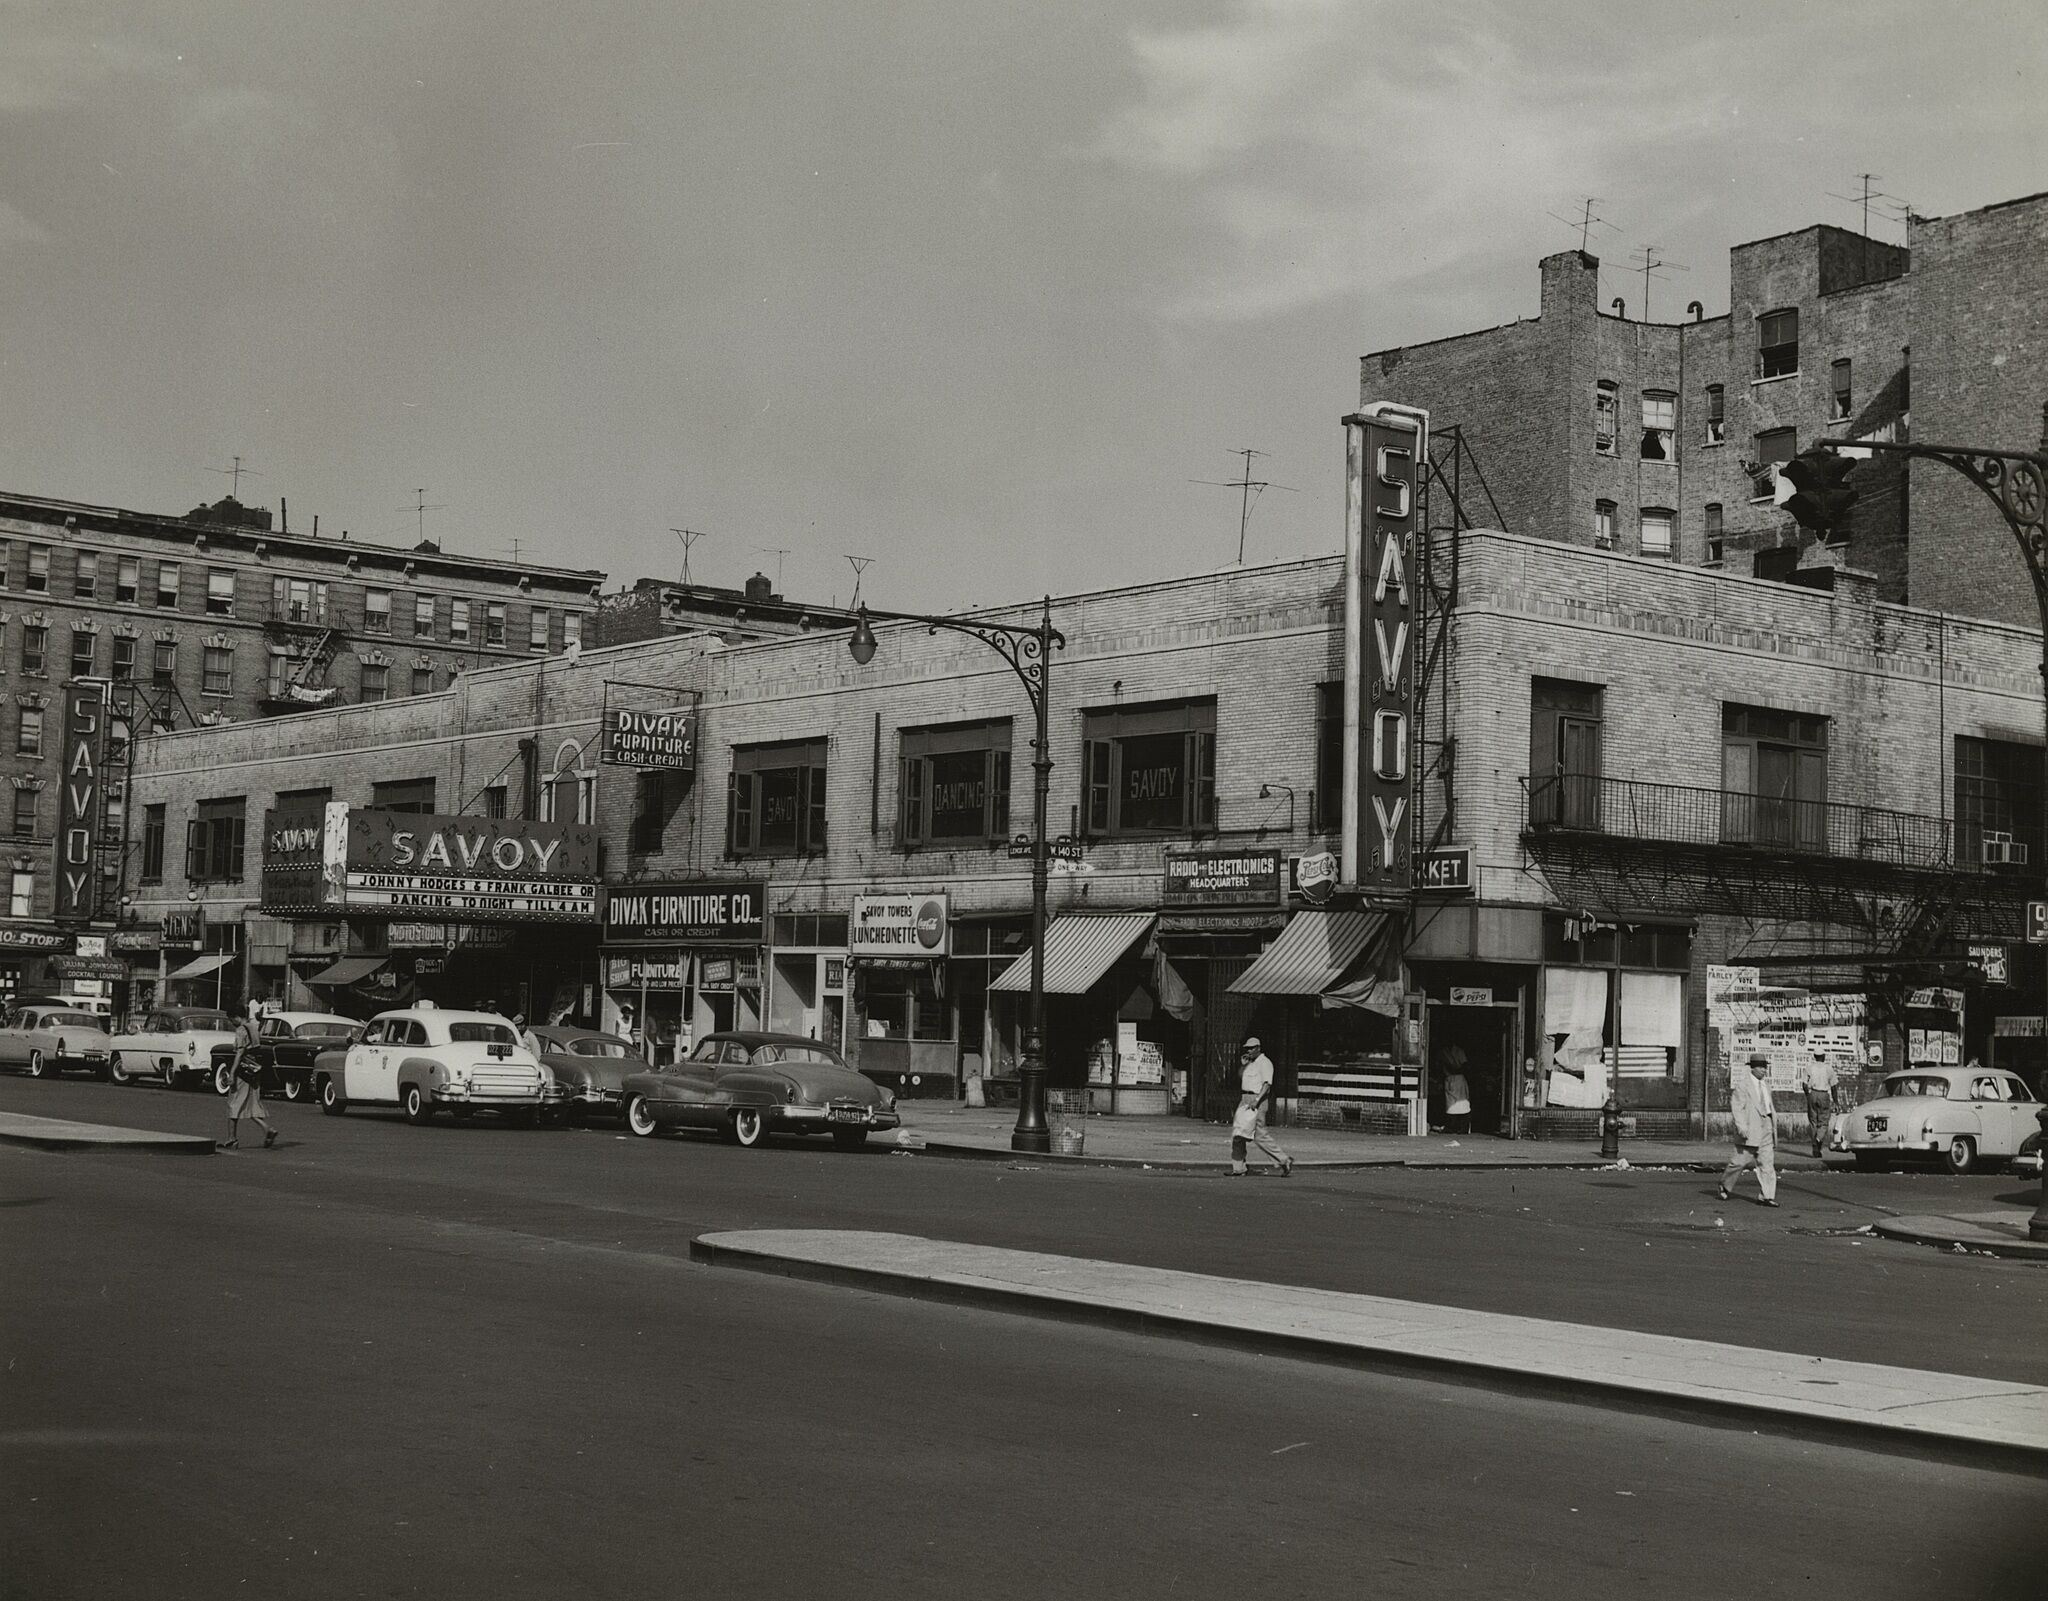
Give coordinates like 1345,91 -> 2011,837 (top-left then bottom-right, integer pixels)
602,879 -> 766,943
340,808 -> 599,921
599,702 -> 698,770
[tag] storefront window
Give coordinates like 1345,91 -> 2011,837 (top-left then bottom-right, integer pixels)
1539,915 -> 1690,1110
900,719 -> 1010,846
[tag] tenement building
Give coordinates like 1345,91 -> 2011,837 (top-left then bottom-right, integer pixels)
1361,188 -> 2048,625
0,484 -> 604,1011
126,523 -> 2046,1142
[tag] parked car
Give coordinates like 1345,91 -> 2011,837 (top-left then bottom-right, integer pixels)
529,1025 -> 642,1121
314,1007 -> 548,1124
0,1005 -> 114,1078
1835,1066 -> 2045,1174
622,1031 -> 899,1148
219,1011 -> 360,1099
110,1008 -> 239,1090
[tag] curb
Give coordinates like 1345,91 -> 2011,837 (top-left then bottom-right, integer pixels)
0,1114 -> 216,1155
1873,1215 -> 2048,1262
906,1140 -> 1817,1177
692,1230 -> 2048,1473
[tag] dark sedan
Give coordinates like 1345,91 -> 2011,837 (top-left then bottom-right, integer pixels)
622,1031 -> 900,1148
530,1025 -> 642,1121
218,1011 -> 361,1099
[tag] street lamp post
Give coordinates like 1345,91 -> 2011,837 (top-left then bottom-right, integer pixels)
1794,405 -> 2048,1238
841,599 -> 1065,1153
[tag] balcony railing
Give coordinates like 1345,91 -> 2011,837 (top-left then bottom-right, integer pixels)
1522,774 -> 1968,874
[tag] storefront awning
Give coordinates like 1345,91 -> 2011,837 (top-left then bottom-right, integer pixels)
167,952 -> 236,981
988,913 -> 1155,996
1228,910 -> 1387,997
308,956 -> 388,987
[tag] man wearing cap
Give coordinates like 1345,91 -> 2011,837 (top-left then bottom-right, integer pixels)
1230,1036 -> 1293,1177
1720,1053 -> 1780,1206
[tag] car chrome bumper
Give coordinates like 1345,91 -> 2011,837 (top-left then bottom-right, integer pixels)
433,1086 -> 544,1105
771,1105 -> 901,1131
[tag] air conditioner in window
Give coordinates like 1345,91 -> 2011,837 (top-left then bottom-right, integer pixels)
1983,832 -> 2029,865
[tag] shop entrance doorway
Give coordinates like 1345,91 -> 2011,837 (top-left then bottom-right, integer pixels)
1425,1001 -> 1518,1136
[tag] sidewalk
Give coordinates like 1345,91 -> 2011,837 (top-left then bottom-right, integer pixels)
0,1110 -> 215,1154
1875,1208 -> 2048,1261
891,1102 -> 1828,1174
694,1228 -> 2048,1469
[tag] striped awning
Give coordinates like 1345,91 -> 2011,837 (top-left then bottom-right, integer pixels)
167,952 -> 235,981
1228,910 -> 1387,997
307,956 -> 387,987
988,913 -> 1154,996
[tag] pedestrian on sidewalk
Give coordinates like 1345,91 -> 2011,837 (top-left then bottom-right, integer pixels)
1230,1037 -> 1292,1177
1799,1054 -> 1838,1159
221,1008 -> 276,1151
1443,1047 -> 1472,1136
1720,1053 -> 1778,1206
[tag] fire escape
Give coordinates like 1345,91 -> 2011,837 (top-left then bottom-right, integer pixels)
262,608 -> 344,710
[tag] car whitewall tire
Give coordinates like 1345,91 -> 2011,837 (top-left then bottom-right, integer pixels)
626,1095 -> 658,1138
732,1108 -> 766,1148
1943,1135 -> 1976,1176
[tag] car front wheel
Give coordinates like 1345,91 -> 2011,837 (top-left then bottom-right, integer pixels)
110,1053 -> 133,1085
1943,1136 -> 1976,1176
731,1108 -> 767,1148
319,1077 -> 347,1117
626,1095 -> 658,1138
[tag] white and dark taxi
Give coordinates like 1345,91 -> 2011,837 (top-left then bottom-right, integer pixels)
1836,1066 -> 2044,1175
314,1005 -> 548,1125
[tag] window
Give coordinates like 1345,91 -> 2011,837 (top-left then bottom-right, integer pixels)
563,612 -> 582,650
414,594 -> 436,636
156,562 -> 181,608
141,804 -> 166,881
1593,381 -> 1618,455
484,602 -> 506,647
360,663 -> 388,702
7,868 -> 28,915
107,716 -> 131,765
206,569 -> 236,617
411,666 -> 434,696
1640,392 -> 1675,461
479,784 -> 508,820
10,792 -> 34,841
1529,678 -> 1602,829
1640,508 -> 1674,557
1752,427 -> 1796,500
153,640 -> 177,685
1705,504 -> 1724,567
728,739 -> 828,856
629,770 -> 683,853
70,629 -> 95,678
1314,681 -> 1344,830
450,600 -> 471,643
1831,358 -> 1852,422
272,577 -> 327,624
371,778 -> 436,814
543,769 -> 595,825
364,588 -> 391,633
112,636 -> 136,681
899,720 -> 1011,846
1593,500 -> 1616,549
1955,736 -> 2041,875
528,608 -> 550,651
21,626 -> 46,676
185,796 -> 248,882
17,706 -> 44,757
26,546 -> 48,593
116,557 -> 139,604
75,551 -> 99,599
102,781 -> 124,844
1722,704 -> 1827,848
1704,384 -> 1726,445
1081,700 -> 1217,838
1758,308 -> 1799,380
0,539 -> 8,588
202,645 -> 233,696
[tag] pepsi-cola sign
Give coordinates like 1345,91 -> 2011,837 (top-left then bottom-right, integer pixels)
850,891 -> 951,959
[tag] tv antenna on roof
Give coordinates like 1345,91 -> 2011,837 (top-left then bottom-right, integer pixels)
672,528 -> 708,587
399,488 -> 446,545
1190,448 -> 1298,564
755,545 -> 791,591
845,555 -> 873,608
208,455 -> 262,499
1630,245 -> 1689,322
1546,197 -> 1618,254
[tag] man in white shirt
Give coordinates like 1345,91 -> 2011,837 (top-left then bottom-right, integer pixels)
1230,1037 -> 1293,1177
1720,1053 -> 1780,1206
1798,1055 -> 1838,1158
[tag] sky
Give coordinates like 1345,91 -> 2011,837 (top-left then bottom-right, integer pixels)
1,0 -> 2044,612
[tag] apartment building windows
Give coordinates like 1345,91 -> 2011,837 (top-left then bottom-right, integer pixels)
157,562 -> 181,608
371,777 -> 435,814
207,569 -> 236,617
0,540 -> 9,589
1831,358 -> 1853,422
70,630 -> 94,677
26,547 -> 48,593
152,640 -> 176,685
542,767 -> 595,825
1704,384 -> 1726,445
11,791 -> 36,841
1640,392 -> 1675,462
528,608 -> 550,651
1752,427 -> 1796,501
728,739 -> 828,857
1529,678 -> 1602,829
1593,380 -> 1619,455
411,666 -> 434,696
1757,308 -> 1799,380
1593,501 -> 1616,549
900,720 -> 1011,847
75,552 -> 99,599
1639,508 -> 1675,557
1705,504 -> 1724,567
201,645 -> 233,697
360,663 -> 388,702
111,636 -> 136,681
1955,736 -> 2041,874
21,626 -> 46,676
450,600 -> 471,643
16,706 -> 43,757
414,595 -> 436,637
116,557 -> 139,604
140,803 -> 165,881
1082,699 -> 1217,838
364,588 -> 391,633
107,716 -> 131,765
185,796 -> 248,883
273,577 -> 327,624
1721,704 -> 1826,849
484,602 -> 506,647
563,613 -> 582,650
629,770 -> 682,853
478,784 -> 509,819
8,866 -> 29,913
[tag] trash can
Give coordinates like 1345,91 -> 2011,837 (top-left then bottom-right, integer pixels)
1049,1088 -> 1087,1156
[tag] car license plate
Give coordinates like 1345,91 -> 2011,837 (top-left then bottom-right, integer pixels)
1866,1116 -> 1887,1133
829,1105 -> 865,1124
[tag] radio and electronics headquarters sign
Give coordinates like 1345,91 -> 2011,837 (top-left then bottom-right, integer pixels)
600,702 -> 698,770
1163,848 -> 1282,907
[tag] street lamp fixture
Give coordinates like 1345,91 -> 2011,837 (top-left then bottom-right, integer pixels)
834,599 -> 1065,1152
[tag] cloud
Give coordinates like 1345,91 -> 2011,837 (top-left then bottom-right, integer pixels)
0,3 -> 173,114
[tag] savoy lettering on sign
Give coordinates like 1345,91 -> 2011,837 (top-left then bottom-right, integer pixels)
341,808 -> 599,921
55,686 -> 103,922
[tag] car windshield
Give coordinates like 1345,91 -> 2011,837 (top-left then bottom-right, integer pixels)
1884,1076 -> 1951,1099
570,1038 -> 634,1058
46,1012 -> 101,1029
449,1022 -> 519,1047
295,1022 -> 357,1040
753,1043 -> 848,1067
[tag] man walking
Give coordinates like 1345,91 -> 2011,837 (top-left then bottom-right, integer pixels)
1230,1036 -> 1293,1177
1799,1054 -> 1839,1159
220,1006 -> 276,1151
1720,1053 -> 1779,1206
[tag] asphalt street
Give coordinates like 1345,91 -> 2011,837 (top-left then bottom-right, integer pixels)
4,1077 -> 2046,1599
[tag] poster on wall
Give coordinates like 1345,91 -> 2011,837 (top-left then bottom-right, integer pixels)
1708,967 -> 1869,1088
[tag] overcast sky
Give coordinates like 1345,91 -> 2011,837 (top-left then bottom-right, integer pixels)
2,1 -> 2043,610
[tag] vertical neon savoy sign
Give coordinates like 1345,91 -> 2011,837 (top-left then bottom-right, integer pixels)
1340,404 -> 1424,894
56,685 -> 104,922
